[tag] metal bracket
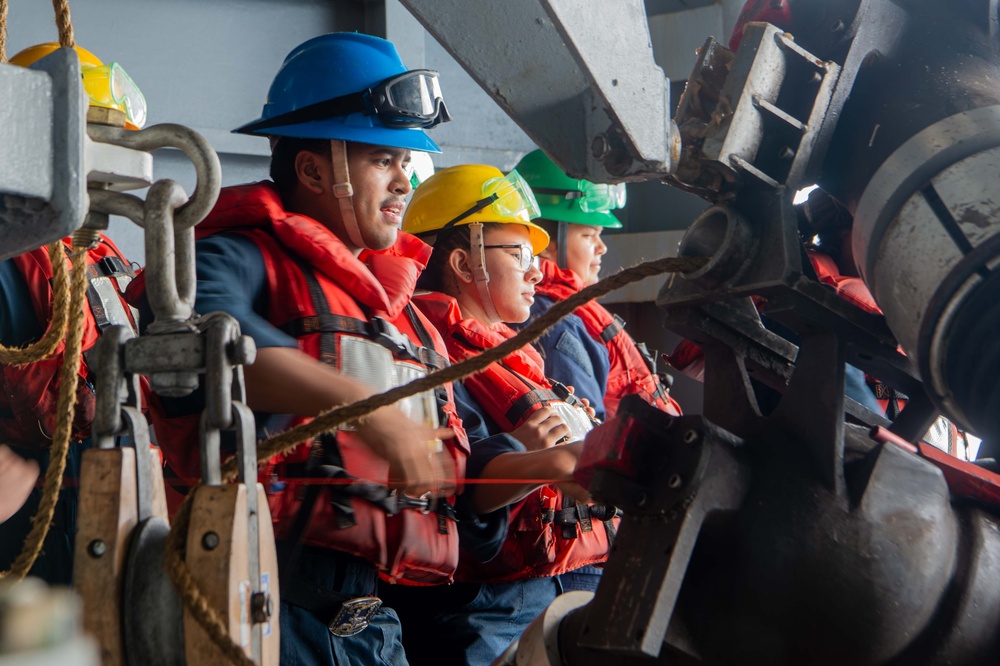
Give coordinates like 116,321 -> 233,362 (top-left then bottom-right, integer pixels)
0,49 -> 86,259
399,0 -> 674,181
672,23 -> 842,194
578,406 -> 749,658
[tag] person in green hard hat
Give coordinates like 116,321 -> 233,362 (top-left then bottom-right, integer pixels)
514,149 -> 683,595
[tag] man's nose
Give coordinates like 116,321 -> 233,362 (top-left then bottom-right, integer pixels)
394,166 -> 412,195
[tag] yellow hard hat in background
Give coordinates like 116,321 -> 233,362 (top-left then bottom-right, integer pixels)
403,164 -> 550,255
9,42 -> 103,68
9,42 -> 147,130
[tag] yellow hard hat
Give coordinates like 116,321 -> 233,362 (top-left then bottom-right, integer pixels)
9,42 -> 103,68
9,42 -> 147,130
403,164 -> 550,255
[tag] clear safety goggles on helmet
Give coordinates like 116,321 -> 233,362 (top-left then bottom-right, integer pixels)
82,63 -> 147,129
443,169 -> 542,229
533,182 -> 627,213
374,69 -> 450,128
239,69 -> 451,134
483,244 -> 540,272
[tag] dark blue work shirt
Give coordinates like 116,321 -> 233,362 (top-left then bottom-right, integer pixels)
192,234 -> 297,349
0,259 -> 43,346
134,234 -> 296,441
516,294 -> 611,422
452,381 -> 525,562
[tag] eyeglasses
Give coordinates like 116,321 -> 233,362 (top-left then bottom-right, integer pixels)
483,244 -> 539,272
82,62 -> 147,128
532,182 -> 626,213
238,69 -> 451,134
443,169 -> 541,229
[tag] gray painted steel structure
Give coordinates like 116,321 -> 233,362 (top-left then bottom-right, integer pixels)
3,0 -> 742,264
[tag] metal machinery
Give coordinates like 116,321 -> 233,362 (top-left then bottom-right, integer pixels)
0,49 -> 278,664
401,0 -> 1000,663
4,1 -> 1000,664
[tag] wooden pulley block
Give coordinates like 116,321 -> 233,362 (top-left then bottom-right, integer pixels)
73,447 -> 139,666
183,483 -> 279,665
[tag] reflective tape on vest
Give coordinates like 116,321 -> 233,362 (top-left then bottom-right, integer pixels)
89,275 -> 139,334
339,334 -> 440,429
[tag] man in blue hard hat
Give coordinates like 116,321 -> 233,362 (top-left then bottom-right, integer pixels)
140,33 -> 478,664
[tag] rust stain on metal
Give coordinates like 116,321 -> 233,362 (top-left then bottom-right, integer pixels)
958,206 -> 997,229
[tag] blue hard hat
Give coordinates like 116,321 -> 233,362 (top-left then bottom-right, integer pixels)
234,32 -> 444,153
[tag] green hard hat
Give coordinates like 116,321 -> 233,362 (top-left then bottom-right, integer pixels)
514,149 -> 624,228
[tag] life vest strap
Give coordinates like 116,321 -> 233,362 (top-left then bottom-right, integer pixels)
504,388 -> 562,426
600,314 -> 626,343
284,267 -> 448,370
540,501 -> 619,538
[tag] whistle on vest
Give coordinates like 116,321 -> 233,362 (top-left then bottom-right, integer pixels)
550,380 -> 602,428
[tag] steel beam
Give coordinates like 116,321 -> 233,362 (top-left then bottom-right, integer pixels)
399,0 -> 674,182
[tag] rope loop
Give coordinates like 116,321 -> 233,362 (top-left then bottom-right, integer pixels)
0,243 -> 74,366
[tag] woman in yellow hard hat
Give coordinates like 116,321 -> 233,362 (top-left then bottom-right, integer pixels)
383,164 -> 613,666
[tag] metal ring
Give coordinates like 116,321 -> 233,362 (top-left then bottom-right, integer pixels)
87,123 -> 221,230
418,491 -> 433,515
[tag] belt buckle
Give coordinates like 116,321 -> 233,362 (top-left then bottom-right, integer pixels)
327,596 -> 382,637
391,490 -> 435,515
371,317 -> 406,353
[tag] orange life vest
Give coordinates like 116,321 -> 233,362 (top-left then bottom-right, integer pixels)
535,258 -> 682,418
0,237 -> 139,447
415,291 -> 614,583
152,182 -> 470,585
806,250 -> 911,416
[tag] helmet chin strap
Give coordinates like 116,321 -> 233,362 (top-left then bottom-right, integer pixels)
557,221 -> 569,269
468,222 -> 502,325
330,139 -> 370,250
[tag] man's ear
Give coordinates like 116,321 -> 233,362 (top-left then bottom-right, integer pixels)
295,150 -> 325,195
448,248 -> 474,283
